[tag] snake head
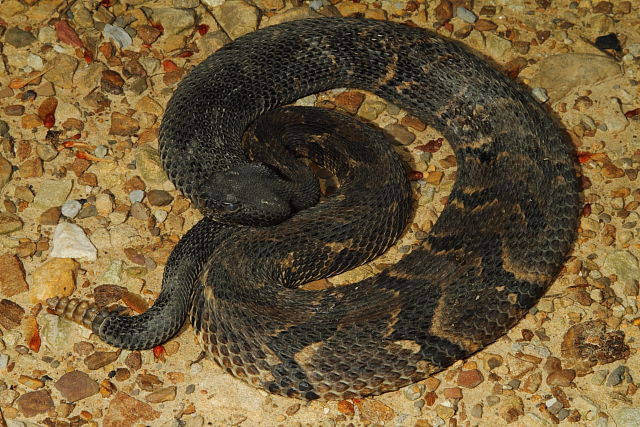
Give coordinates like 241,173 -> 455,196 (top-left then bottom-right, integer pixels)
199,163 -> 294,226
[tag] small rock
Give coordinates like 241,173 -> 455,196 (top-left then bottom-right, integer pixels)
215,0 -> 259,39
103,392 -> 160,427
0,212 -> 22,234
498,395 -> 524,423
435,0 -> 454,21
55,370 -> 100,402
50,222 -> 97,260
521,371 -> 542,393
135,145 -> 168,185
531,53 -> 622,101
39,207 -> 62,225
110,112 -> 140,136
5,27 -> 37,47
0,254 -> 29,297
145,386 -> 177,403
456,7 -> 477,23
547,368 -> 576,387
0,299 -> 24,330
85,350 -> 120,370
44,54 -> 79,89
30,258 -> 78,303
335,91 -> 365,114
146,190 -> 173,206
358,99 -> 387,121
0,155 -> 12,190
485,33 -> 511,58
457,369 -> 484,388
102,70 -> 125,95
14,390 -> 54,417
605,365 -> 626,387
532,87 -> 549,103
152,8 -> 196,36
263,6 -> 321,26
384,123 -> 416,145
33,179 -> 73,210
61,200 -> 82,218
355,399 -> 395,424
435,404 -> 455,419
103,24 -> 133,48
470,403 -> 483,418
403,384 -> 424,400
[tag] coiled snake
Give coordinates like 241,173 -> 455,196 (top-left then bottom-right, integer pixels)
50,18 -> 580,400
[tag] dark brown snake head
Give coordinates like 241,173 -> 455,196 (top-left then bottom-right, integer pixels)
200,163 -> 296,226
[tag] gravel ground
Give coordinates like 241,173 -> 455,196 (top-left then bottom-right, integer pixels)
0,0 -> 639,426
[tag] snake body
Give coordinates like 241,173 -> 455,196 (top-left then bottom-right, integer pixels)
50,18 -> 581,400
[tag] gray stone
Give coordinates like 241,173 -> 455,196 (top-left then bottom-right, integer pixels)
4,27 -> 37,47
456,7 -> 477,23
103,24 -> 133,48
61,200 -> 82,218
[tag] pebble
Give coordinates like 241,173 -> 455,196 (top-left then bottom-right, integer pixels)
44,54 -> 79,89
103,392 -> 160,426
50,222 -> 97,260
30,258 -> 78,303
85,350 -> 120,370
485,33 -> 512,57
0,299 -> 24,330
4,27 -> 36,47
216,1 -> 259,39
146,189 -> 173,206
532,53 -> 622,101
0,212 -> 23,234
384,123 -> 416,145
498,395 -> 524,422
403,384 -> 424,400
0,155 -> 11,191
129,189 -> 145,203
152,8 -> 196,36
14,390 -> 54,417
103,24 -> 133,48
135,145 -> 168,185
145,386 -> 177,403
0,254 -> 29,297
61,200 -> 82,218
532,87 -> 550,103
33,179 -> 73,210
606,365 -> 626,387
55,370 -> 100,402
109,112 -> 140,136
457,369 -> 484,388
602,250 -> 639,297
456,7 -> 477,23
470,403 -> 483,418
0,354 -> 11,371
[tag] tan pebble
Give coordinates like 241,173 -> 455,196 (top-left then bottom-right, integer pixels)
163,341 -> 180,356
30,258 -> 78,303
95,193 -> 114,216
109,112 -> 140,136
521,372 -> 542,394
435,404 -> 455,419
443,387 -> 463,399
354,399 -> 394,423
424,376 -> 441,392
335,2 -> 367,15
18,375 -> 44,389
498,395 -> 524,422
145,386 -> 176,403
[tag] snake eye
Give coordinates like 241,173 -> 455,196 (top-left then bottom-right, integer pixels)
221,201 -> 240,212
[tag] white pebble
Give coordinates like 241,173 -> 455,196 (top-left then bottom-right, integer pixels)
531,87 -> 549,103
50,222 -> 97,261
94,145 -> 109,158
103,24 -> 133,49
0,354 -> 8,370
61,200 -> 82,218
153,209 -> 168,223
27,53 -> 44,70
456,7 -> 477,23
129,189 -> 145,203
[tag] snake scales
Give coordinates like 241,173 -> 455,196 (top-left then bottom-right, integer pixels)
50,18 -> 581,400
